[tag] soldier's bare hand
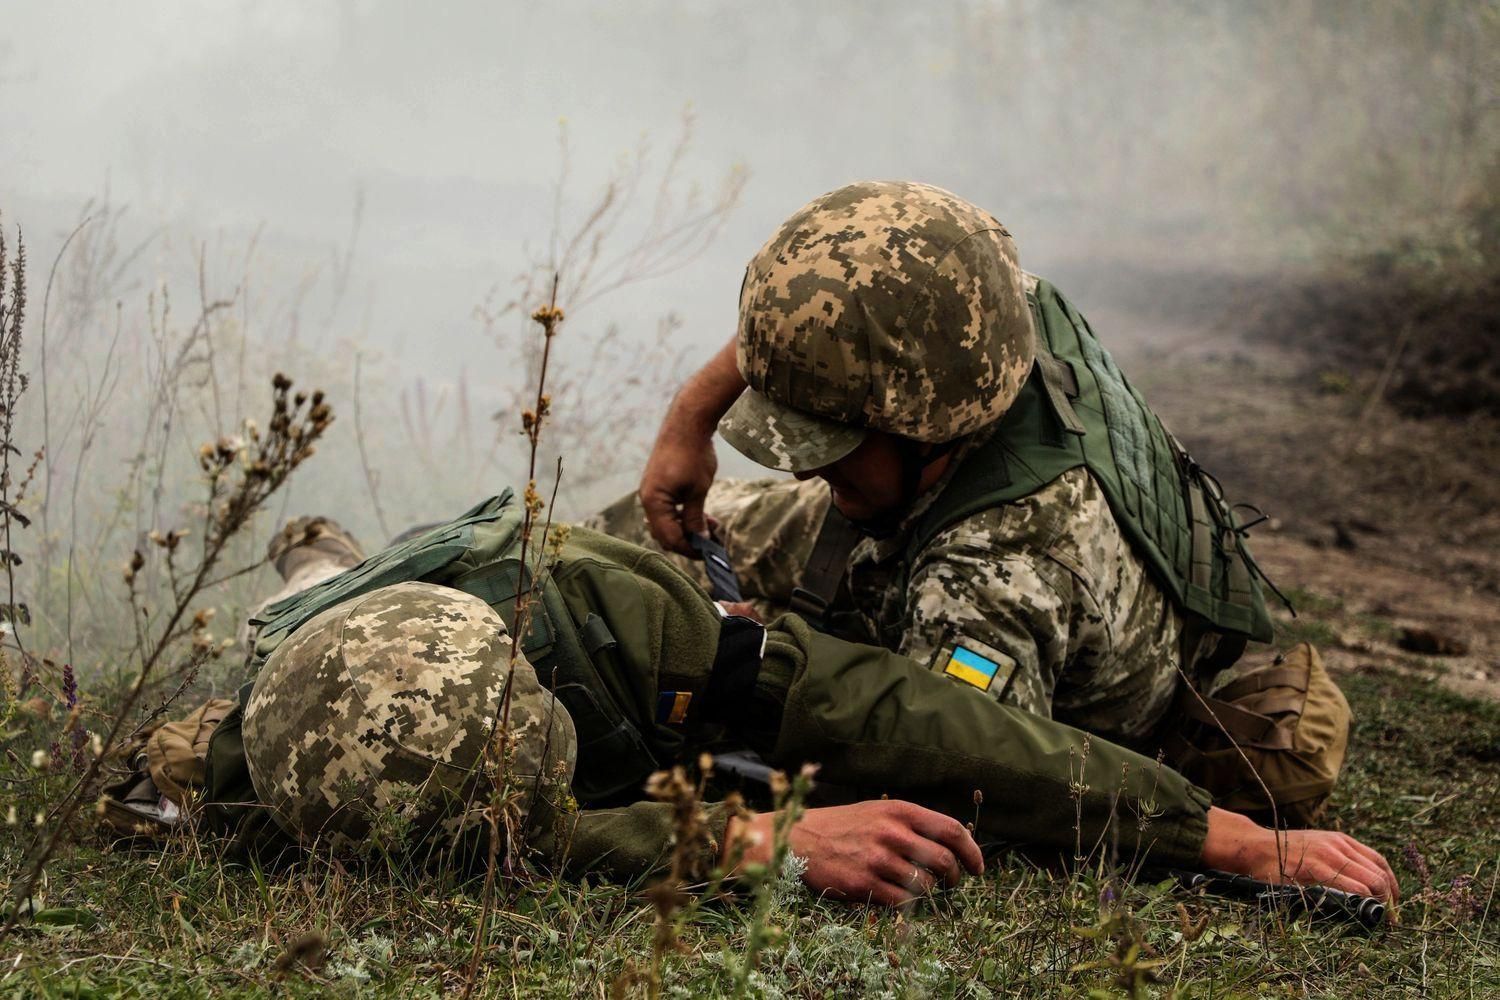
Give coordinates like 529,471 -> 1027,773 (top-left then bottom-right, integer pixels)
1200,806 -> 1399,903
726,799 -> 984,907
640,420 -> 719,557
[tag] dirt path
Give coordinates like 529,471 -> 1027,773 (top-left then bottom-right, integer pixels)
1092,296 -> 1500,702
1254,533 -> 1500,701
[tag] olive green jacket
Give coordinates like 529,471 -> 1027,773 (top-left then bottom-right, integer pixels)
210,525 -> 1211,881
532,530 -> 1212,880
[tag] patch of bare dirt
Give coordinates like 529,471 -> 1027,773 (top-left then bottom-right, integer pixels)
1254,532 -> 1500,702
1083,271 -> 1500,702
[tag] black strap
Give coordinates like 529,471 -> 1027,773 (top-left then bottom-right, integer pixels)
690,533 -> 744,603
789,503 -> 862,630
697,614 -> 767,725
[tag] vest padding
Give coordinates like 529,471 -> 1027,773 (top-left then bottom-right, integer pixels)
913,280 -> 1273,643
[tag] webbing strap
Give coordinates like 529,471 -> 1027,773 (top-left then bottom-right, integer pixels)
1182,694 -> 1296,750
1215,663 -> 1311,703
1186,476 -> 1215,592
1225,526 -> 1254,609
580,614 -> 618,656
1246,692 -> 1311,718
1035,353 -> 1087,436
789,503 -> 862,630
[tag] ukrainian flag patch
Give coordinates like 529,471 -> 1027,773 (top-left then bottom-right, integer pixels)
944,644 -> 1003,692
656,690 -> 693,725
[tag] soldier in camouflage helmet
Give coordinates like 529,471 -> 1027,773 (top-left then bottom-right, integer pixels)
243,581 -> 576,854
721,180 -> 1034,476
611,180 -> 1351,824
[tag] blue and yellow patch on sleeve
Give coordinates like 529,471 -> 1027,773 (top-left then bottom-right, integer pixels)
655,690 -> 693,725
944,644 -> 1002,691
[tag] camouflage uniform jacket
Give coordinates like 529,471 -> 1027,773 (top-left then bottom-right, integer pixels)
592,447 -> 1185,747
535,527 -> 1210,882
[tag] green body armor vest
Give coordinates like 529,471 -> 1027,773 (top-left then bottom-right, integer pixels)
910,278 -> 1274,643
224,492 -> 679,809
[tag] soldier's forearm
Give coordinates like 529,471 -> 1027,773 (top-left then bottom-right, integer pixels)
757,616 -> 1212,869
667,337 -> 745,437
538,800 -> 735,883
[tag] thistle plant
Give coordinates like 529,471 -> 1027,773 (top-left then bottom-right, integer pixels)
1,372 -> 332,938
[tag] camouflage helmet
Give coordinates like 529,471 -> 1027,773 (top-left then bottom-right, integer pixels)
719,181 -> 1035,473
242,581 -> 576,854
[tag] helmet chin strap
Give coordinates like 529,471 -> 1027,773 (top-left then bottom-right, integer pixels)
849,437 -> 962,540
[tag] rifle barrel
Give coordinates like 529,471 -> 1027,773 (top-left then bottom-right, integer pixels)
1172,869 -> 1387,931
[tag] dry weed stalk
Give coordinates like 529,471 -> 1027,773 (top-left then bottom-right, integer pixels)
0,219 -> 33,663
459,277 -> 568,1000
472,111 -> 744,505
0,372 -> 332,938
608,755 -> 729,1000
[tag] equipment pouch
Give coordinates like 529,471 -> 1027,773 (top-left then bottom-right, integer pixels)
101,697 -> 237,837
145,698 -> 237,805
1165,643 -> 1349,826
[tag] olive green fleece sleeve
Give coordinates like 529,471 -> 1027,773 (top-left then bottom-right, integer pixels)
755,615 -> 1212,869
537,801 -> 734,884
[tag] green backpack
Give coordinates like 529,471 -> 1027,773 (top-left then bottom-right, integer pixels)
206,491 -> 693,841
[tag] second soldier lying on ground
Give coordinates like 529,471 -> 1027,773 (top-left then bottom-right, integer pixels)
178,505 -> 1396,909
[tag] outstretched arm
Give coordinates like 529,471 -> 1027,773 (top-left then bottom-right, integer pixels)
745,616 -> 1396,902
1199,806 -> 1397,901
722,801 -> 1395,906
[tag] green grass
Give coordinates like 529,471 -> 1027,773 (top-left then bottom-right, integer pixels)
4,667 -> 1496,999
1272,587 -> 1345,648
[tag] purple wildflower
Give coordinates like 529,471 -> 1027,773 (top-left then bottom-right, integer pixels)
61,663 -> 78,709
1402,840 -> 1432,890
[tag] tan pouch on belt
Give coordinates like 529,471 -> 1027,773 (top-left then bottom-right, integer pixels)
1166,643 -> 1350,826
145,698 -> 237,806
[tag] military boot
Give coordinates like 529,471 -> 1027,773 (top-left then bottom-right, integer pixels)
267,516 -> 365,583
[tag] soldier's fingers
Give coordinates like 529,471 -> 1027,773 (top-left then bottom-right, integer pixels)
896,834 -> 963,889
863,879 -> 915,908
1320,856 -> 1388,900
1302,860 -> 1376,899
681,496 -> 710,539
903,806 -> 984,875
1292,836 -> 1394,901
641,490 -> 692,556
1338,836 -> 1399,901
874,854 -> 937,898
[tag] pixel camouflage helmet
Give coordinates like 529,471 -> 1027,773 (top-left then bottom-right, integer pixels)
719,181 -> 1035,473
242,581 -> 576,854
